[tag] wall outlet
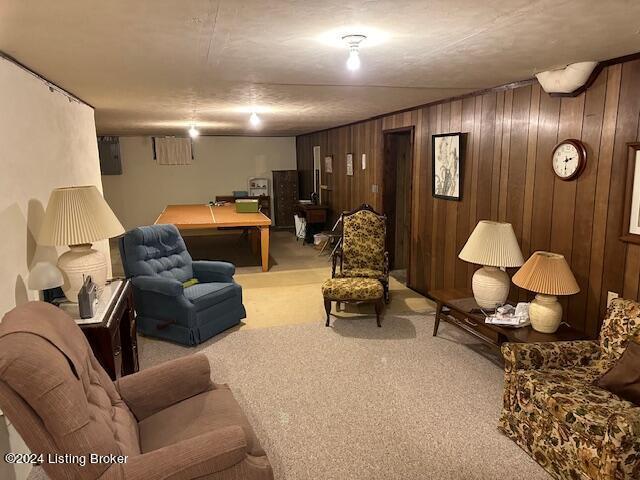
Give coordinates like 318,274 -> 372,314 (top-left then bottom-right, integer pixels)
607,291 -> 619,307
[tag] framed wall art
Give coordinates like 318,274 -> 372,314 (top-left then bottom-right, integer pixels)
324,155 -> 333,173
621,142 -> 640,244
432,132 -> 466,201
346,153 -> 353,176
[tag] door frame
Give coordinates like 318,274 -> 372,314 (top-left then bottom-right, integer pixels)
382,126 -> 415,285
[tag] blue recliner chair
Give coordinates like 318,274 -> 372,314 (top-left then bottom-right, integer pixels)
119,224 -> 246,346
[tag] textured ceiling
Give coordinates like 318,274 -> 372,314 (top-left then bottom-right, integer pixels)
1,0 -> 639,136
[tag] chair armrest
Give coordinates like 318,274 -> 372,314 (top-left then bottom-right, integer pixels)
105,426 -> 247,480
331,247 -> 342,278
383,251 -> 390,277
131,276 -> 183,297
193,261 -> 235,283
502,340 -> 600,372
116,354 -> 213,421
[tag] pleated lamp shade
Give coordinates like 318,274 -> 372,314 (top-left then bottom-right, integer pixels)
458,221 -> 524,268
512,251 -> 580,295
39,186 -> 124,246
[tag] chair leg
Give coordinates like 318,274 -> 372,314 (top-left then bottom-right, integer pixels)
383,282 -> 390,304
374,299 -> 383,327
324,299 -> 332,326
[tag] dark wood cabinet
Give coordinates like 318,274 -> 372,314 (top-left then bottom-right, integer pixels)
273,170 -> 299,227
78,280 -> 139,380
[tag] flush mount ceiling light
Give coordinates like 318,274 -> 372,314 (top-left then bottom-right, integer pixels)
342,34 -> 366,71
249,112 -> 261,127
188,124 -> 200,138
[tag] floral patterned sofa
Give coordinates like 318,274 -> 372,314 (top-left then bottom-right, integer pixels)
500,298 -> 640,480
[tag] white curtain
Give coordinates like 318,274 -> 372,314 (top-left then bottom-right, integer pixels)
154,137 -> 193,165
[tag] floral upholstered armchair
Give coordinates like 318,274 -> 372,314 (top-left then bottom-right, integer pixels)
500,298 -> 640,480
331,204 -> 390,302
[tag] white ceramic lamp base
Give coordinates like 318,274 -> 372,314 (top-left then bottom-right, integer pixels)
472,266 -> 510,309
529,293 -> 562,333
57,244 -> 107,302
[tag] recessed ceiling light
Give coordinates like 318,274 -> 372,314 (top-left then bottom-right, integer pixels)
249,112 -> 261,127
188,125 -> 200,138
343,34 -> 366,71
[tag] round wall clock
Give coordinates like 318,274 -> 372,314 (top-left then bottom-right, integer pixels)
551,139 -> 587,181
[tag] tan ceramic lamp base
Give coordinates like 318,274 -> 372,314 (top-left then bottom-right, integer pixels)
529,293 -> 562,333
58,244 -> 107,302
472,266 -> 510,309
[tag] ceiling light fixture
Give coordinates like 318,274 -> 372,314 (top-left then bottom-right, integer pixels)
342,34 -> 366,71
188,124 -> 200,138
249,112 -> 261,127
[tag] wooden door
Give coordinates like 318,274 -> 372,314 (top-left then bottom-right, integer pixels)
273,170 -> 299,227
382,128 -> 414,272
394,134 -> 413,269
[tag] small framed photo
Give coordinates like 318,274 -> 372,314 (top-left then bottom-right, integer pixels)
346,153 -> 353,176
621,143 -> 640,244
324,155 -> 333,173
432,133 -> 466,201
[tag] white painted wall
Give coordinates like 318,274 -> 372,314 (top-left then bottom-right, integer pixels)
0,56 -> 109,480
101,136 -> 297,229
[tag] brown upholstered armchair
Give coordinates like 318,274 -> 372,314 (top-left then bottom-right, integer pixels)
0,302 -> 273,480
331,203 -> 390,302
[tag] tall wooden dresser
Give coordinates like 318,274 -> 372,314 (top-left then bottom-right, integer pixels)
273,170 -> 299,227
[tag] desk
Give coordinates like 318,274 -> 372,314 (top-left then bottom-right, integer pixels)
295,203 -> 329,243
430,288 -> 588,349
155,203 -> 272,272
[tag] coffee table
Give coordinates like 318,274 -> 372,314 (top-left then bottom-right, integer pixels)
429,288 -> 589,348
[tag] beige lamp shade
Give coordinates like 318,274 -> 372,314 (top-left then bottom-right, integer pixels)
458,221 -> 524,268
39,185 -> 124,246
512,251 -> 580,295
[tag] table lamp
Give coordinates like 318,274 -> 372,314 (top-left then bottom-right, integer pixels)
458,221 -> 524,309
28,261 -> 64,303
38,185 -> 124,301
512,251 -> 580,333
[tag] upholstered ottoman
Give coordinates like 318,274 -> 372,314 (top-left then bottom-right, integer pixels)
321,277 -> 384,327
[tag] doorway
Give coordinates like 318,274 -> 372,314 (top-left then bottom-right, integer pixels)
382,127 -> 414,285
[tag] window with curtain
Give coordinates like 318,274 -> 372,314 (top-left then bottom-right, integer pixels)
152,137 -> 193,165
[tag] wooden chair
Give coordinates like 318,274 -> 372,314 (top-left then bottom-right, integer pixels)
331,204 -> 390,303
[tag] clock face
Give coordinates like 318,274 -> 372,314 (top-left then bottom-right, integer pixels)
552,140 -> 586,180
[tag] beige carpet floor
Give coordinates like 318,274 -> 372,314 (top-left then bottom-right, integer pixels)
138,314 -> 548,480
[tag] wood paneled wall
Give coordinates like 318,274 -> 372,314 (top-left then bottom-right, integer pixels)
296,58 -> 640,337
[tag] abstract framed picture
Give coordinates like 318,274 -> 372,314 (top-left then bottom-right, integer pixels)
432,132 -> 465,201
621,142 -> 640,244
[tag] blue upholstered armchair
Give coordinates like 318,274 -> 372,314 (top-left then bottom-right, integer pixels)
119,224 -> 246,346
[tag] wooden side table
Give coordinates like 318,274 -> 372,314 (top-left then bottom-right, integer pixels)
429,288 -> 588,348
60,279 -> 139,380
